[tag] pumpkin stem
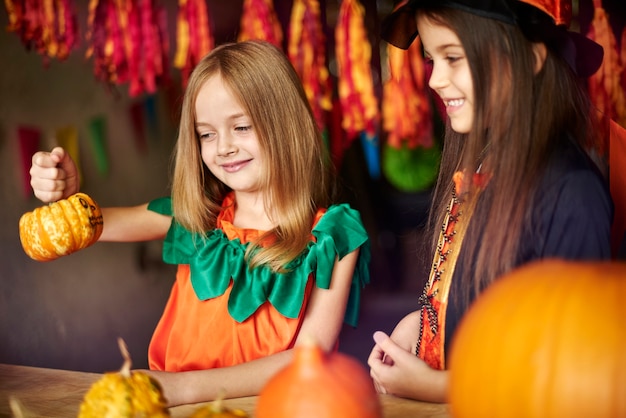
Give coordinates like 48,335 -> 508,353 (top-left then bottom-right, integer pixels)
117,338 -> 132,378
294,334 -> 325,376
211,389 -> 227,412
9,396 -> 26,418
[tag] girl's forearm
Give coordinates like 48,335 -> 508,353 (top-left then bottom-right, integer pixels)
100,205 -> 171,242
147,350 -> 295,406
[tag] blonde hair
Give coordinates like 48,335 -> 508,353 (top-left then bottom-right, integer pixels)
171,40 -> 335,271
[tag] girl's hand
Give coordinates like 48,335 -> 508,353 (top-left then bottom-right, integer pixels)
368,312 -> 448,403
30,146 -> 79,202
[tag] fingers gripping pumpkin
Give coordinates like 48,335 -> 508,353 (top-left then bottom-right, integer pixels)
19,193 -> 103,261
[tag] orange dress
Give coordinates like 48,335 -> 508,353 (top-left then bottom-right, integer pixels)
146,193 -> 370,372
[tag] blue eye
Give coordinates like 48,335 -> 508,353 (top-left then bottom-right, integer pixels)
235,125 -> 252,132
198,132 -> 216,141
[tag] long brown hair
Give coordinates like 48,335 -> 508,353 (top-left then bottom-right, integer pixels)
422,8 -> 601,303
171,40 -> 335,272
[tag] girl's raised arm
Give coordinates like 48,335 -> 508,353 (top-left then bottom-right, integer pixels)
99,205 -> 171,242
30,147 -> 172,243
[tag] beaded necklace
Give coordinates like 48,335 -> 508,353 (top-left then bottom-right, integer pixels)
414,169 -> 490,369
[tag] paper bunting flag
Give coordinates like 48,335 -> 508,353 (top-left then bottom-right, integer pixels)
18,126 -> 41,198
287,0 -> 332,130
88,116 -> 109,176
382,40 -> 433,150
238,0 -> 283,47
4,0 -> 79,63
174,0 -> 214,87
85,0 -> 170,96
586,0 -> 626,140
360,132 -> 381,179
334,0 -> 379,140
56,125 -> 83,186
130,101 -> 148,153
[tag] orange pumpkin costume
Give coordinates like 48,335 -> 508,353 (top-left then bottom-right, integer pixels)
146,193 -> 370,371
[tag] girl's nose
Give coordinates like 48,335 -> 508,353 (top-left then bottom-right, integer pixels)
217,134 -> 237,156
428,62 -> 447,92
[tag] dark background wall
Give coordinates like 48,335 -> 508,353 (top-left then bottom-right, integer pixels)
1,0 -> 623,373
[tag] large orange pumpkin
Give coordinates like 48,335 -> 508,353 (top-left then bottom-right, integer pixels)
448,259 -> 626,418
256,338 -> 382,418
19,192 -> 103,261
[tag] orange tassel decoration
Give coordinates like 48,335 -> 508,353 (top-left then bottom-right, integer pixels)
382,40 -> 433,149
238,0 -> 283,48
4,0 -> 79,63
173,0 -> 213,88
287,0 -> 332,130
334,0 -> 379,139
586,0 -> 626,130
85,0 -> 169,97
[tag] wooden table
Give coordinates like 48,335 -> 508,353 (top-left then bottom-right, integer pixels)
0,363 -> 451,417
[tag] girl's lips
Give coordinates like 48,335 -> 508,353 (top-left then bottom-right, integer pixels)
445,98 -> 465,113
221,159 -> 252,173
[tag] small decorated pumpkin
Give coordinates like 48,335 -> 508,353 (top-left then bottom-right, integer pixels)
79,339 -> 169,418
188,397 -> 249,418
448,259 -> 626,418
256,337 -> 382,418
19,192 -> 103,261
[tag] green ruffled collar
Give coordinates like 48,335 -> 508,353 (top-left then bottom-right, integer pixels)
147,197 -> 370,326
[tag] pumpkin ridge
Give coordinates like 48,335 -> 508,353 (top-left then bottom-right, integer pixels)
71,195 -> 93,250
58,199 -> 80,255
35,205 -> 57,261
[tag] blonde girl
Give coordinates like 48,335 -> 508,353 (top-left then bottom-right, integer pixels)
30,40 -> 370,406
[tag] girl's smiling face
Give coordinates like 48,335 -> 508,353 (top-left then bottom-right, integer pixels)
418,14 -> 474,134
195,74 -> 264,197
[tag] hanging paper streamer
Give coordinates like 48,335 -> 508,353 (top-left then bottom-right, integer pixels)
4,0 -> 79,63
335,0 -> 380,177
85,0 -> 170,97
174,0 -> 214,87
621,27 -> 626,112
55,125 -> 83,186
360,132 -> 381,179
238,0 -> 283,47
287,0 -> 332,130
88,116 -> 109,176
383,41 -> 433,149
329,97 -> 346,169
17,126 -> 41,198
586,0 -> 626,138
381,35 -> 440,192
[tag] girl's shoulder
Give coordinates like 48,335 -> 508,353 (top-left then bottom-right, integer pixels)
529,140 -> 613,259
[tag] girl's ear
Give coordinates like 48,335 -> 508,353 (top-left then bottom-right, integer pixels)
532,42 -> 547,74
